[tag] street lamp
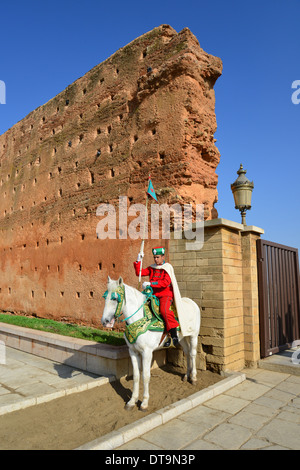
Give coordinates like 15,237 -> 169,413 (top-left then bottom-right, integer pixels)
231,164 -> 254,225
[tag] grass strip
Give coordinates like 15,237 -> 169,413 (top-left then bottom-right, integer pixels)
0,313 -> 125,346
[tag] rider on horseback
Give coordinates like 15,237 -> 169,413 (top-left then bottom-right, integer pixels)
133,246 -> 179,347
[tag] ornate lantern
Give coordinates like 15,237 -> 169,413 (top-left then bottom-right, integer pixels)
231,164 -> 254,225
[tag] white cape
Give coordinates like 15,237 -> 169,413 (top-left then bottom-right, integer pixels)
151,262 -> 199,337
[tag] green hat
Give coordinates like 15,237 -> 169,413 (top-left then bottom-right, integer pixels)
152,246 -> 165,256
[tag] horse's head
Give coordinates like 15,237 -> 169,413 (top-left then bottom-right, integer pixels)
101,276 -> 125,328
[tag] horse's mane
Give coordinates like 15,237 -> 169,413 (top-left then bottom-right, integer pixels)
107,278 -> 145,303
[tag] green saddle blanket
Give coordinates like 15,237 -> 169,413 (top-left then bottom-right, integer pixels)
125,293 -> 179,344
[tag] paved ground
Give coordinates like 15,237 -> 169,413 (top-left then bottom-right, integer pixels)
1,346 -> 300,450
116,367 -> 300,450
0,346 -> 111,415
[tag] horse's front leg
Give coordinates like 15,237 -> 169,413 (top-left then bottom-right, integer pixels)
140,349 -> 152,411
126,349 -> 141,410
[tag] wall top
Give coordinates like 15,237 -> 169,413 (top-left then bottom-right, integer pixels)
204,218 -> 264,235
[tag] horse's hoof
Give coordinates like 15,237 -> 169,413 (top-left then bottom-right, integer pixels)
190,378 -> 197,385
182,374 -> 188,382
140,403 -> 148,412
125,403 -> 135,411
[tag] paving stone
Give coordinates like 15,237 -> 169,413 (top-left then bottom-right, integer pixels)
275,380 -> 300,396
179,405 -> 230,428
276,410 -> 300,424
0,386 -> 10,396
204,394 -> 250,414
15,382 -> 57,397
203,423 -> 252,450
242,402 -> 278,418
225,380 -> 270,401
141,418 -> 203,450
228,409 -> 271,431
183,439 -> 223,450
257,418 -> 300,450
263,388 -> 295,404
249,370 -> 289,387
240,438 -> 270,450
253,395 -> 287,410
117,438 -> 162,450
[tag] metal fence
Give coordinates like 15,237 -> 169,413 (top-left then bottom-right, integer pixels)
257,239 -> 300,358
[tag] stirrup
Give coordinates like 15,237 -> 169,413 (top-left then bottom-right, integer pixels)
163,337 -> 172,348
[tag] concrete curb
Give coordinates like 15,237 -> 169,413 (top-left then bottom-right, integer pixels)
0,375 -> 115,417
75,371 -> 246,450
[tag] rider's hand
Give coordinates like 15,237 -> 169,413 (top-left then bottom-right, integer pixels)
137,252 -> 144,262
142,281 -> 151,289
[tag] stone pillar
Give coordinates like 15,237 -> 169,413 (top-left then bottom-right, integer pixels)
169,218 -> 264,373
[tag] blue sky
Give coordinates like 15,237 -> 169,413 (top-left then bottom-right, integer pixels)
0,0 -> 299,250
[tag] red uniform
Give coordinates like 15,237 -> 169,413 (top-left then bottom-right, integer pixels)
134,261 -> 179,332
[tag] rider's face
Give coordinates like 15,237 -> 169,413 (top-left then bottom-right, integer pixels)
154,255 -> 164,265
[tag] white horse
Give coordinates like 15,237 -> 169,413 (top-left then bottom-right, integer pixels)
101,276 -> 201,411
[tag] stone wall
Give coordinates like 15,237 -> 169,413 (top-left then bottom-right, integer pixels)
169,219 -> 264,372
0,25 -> 222,324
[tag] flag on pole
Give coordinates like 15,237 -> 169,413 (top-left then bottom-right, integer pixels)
147,176 -> 158,202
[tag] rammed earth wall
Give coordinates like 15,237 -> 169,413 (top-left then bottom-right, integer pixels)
0,25 -> 222,325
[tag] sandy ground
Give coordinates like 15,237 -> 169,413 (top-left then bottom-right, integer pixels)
0,365 -> 221,450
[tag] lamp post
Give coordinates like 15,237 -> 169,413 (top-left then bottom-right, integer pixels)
231,164 -> 254,225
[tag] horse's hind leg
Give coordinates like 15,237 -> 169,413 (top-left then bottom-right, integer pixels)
126,350 -> 141,410
181,336 -> 198,384
180,337 -> 192,382
189,335 -> 198,385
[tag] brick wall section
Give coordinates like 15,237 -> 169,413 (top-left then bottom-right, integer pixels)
169,219 -> 264,373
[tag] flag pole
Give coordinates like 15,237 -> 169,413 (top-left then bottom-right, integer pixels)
138,175 -> 151,288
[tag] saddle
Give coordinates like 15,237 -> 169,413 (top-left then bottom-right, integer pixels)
125,291 -> 180,344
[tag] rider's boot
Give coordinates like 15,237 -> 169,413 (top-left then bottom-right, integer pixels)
164,328 -> 178,347
170,328 -> 179,346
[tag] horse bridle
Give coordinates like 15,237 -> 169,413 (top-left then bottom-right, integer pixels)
102,284 -> 125,320
102,285 -> 154,323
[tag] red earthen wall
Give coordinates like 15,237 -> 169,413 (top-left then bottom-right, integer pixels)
0,25 -> 222,325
